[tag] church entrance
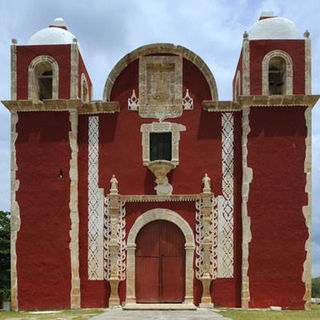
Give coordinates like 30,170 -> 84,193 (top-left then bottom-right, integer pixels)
135,220 -> 185,303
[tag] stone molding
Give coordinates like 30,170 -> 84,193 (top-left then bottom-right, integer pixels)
69,110 -> 81,308
103,43 -> 218,101
140,122 -> 186,166
203,100 -> 241,112
241,105 -> 253,308
126,208 -> 195,304
302,106 -> 312,310
10,111 -> 20,311
28,55 -> 59,101
235,70 -> 241,102
120,194 -> 200,202
11,42 -> 17,100
262,50 -> 293,95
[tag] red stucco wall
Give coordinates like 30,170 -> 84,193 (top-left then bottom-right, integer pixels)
247,106 -> 308,309
15,112 -> 72,310
249,40 -> 305,95
16,45 -> 71,100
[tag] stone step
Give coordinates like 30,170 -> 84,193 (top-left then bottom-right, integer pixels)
123,303 -> 197,311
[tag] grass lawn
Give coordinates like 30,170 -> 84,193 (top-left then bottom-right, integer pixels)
0,309 -> 105,320
218,304 -> 320,319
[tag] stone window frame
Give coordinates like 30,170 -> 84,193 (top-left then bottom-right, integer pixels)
138,55 -> 183,119
140,122 -> 186,166
28,55 -> 59,101
262,50 -> 293,96
126,208 -> 195,304
81,73 -> 89,102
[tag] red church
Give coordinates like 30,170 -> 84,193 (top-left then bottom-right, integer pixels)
3,12 -> 318,311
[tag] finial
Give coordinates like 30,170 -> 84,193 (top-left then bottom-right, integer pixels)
11,38 -> 17,45
73,38 -> 78,44
110,174 -> 119,195
304,30 -> 310,39
202,173 -> 211,194
243,31 -> 249,40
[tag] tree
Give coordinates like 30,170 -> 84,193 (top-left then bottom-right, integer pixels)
0,211 -> 10,305
312,277 -> 320,298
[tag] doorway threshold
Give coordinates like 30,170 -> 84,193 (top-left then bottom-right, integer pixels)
123,303 -> 197,311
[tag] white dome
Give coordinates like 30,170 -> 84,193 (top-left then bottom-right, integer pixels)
248,16 -> 300,40
27,18 -> 77,45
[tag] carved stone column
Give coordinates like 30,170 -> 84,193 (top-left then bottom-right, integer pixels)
199,174 -> 214,308
108,175 -> 121,308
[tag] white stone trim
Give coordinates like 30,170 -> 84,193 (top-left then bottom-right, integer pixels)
69,110 -> 80,308
241,105 -> 252,308
126,208 -> 195,304
140,122 -> 186,166
28,55 -> 59,101
10,111 -> 20,311
235,71 -> 241,102
88,116 -> 105,280
218,113 -> 234,278
305,38 -> 312,95
70,41 -> 79,99
11,43 -> 17,100
262,50 -> 293,96
302,106 -> 312,310
242,38 -> 250,95
81,73 -> 89,102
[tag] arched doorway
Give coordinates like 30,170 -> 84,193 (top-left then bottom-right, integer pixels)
135,220 -> 185,303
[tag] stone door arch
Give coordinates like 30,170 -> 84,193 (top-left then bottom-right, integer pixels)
126,208 -> 195,304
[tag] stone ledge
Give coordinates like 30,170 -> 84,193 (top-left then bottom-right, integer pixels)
203,95 -> 320,112
2,99 -> 120,114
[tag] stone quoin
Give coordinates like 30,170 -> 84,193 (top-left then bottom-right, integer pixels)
2,13 -> 319,311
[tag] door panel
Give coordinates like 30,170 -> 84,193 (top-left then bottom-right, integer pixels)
161,256 -> 185,302
136,257 -> 159,302
135,220 -> 185,303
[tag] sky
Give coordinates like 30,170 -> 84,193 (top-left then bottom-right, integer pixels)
0,0 -> 320,276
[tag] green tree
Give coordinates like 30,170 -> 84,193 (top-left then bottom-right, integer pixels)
0,211 -> 10,305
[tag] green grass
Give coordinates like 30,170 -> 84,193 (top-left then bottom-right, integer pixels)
0,308 -> 105,319
218,304 -> 320,320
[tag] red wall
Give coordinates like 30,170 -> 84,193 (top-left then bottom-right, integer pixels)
16,112 -> 72,310
249,40 -> 305,95
16,45 -> 71,100
247,106 -> 308,309
77,57 -> 242,307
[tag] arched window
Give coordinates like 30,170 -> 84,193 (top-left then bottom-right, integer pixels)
28,56 -> 59,101
262,50 -> 293,96
81,73 -> 89,102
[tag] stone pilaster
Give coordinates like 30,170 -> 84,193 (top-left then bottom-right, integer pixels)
304,31 -> 312,95
302,106 -> 312,310
241,105 -> 252,308
10,111 -> 20,311
69,110 -> 80,308
11,39 -> 17,100
242,32 -> 250,96
70,39 -> 79,99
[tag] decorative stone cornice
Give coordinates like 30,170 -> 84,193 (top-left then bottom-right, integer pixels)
203,95 -> 320,112
202,100 -> 241,112
2,99 -> 120,114
119,194 -> 200,202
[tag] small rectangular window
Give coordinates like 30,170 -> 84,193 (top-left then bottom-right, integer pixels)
150,132 -> 172,161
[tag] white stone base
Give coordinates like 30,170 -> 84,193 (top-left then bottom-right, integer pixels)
199,303 -> 214,309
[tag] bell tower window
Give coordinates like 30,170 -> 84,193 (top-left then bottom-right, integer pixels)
268,57 -> 286,95
150,132 -> 172,161
38,69 -> 53,100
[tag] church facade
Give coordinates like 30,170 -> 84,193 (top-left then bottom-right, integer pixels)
3,12 -> 318,311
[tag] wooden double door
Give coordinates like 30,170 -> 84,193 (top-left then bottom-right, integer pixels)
135,220 -> 185,303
